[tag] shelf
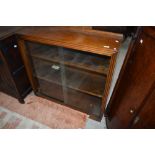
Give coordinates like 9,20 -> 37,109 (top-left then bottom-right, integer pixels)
31,58 -> 106,98
66,69 -> 106,98
27,43 -> 110,76
36,82 -> 102,117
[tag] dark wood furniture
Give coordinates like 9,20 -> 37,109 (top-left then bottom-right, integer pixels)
106,27 -> 155,128
54,26 -> 137,37
0,30 -> 31,103
131,82 -> 155,128
17,27 -> 122,120
92,26 -> 137,37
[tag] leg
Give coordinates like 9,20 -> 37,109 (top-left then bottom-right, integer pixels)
18,98 -> 25,104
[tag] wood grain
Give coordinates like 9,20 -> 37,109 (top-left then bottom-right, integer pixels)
17,27 -> 120,120
106,27 -> 155,128
17,27 -> 122,56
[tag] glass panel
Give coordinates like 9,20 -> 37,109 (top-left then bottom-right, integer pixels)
62,48 -> 109,75
25,41 -> 110,117
61,48 -> 110,116
25,41 -> 64,101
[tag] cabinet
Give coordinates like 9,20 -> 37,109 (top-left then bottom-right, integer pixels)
92,26 -> 137,37
106,27 -> 155,128
0,35 -> 31,103
131,82 -> 155,128
17,27 -> 122,120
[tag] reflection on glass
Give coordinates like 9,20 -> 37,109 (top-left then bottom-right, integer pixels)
26,41 -> 110,117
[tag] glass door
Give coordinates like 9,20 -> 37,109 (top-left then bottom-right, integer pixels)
60,48 -> 110,116
25,41 -> 64,101
25,41 -> 110,117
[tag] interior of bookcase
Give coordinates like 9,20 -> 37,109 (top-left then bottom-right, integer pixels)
26,41 -> 111,117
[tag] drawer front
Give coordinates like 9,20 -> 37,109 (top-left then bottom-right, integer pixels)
1,35 -> 24,72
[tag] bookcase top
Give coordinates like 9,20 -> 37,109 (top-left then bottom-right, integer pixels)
17,27 -> 123,56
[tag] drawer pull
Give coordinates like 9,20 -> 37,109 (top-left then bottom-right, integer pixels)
130,109 -> 134,114
51,64 -> 60,70
140,39 -> 143,44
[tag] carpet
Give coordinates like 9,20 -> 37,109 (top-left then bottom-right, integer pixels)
0,92 -> 87,129
0,106 -> 49,129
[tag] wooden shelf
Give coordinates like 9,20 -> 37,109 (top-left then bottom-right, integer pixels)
32,58 -> 106,98
36,80 -> 102,118
28,43 -> 110,76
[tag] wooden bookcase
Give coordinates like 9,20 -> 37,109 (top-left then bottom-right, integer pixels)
0,35 -> 31,103
17,27 -> 122,120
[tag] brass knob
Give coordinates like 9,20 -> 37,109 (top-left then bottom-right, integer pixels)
130,109 -> 134,114
140,39 -> 143,44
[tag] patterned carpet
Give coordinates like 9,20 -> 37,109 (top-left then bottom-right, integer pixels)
0,107 -> 49,129
0,92 -> 87,129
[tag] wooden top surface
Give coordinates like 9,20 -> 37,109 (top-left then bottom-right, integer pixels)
17,27 -> 123,56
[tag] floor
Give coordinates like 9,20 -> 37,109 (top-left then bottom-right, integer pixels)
0,106 -> 50,129
0,92 -> 87,128
0,37 -> 131,129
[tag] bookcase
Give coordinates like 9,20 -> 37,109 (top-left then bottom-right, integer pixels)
17,27 -> 122,120
0,35 -> 31,103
